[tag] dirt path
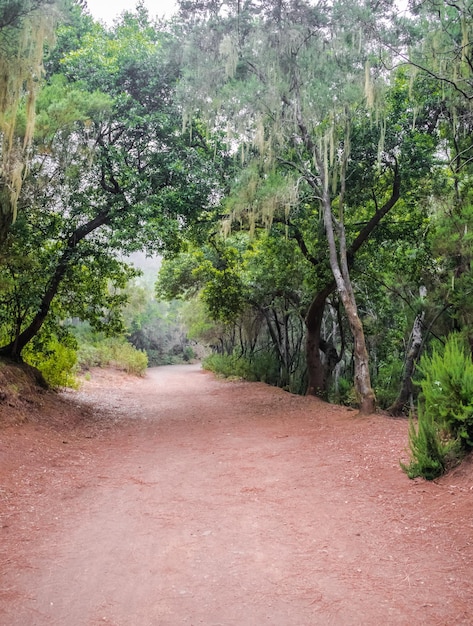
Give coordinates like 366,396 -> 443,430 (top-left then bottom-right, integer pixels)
1,364 -> 473,625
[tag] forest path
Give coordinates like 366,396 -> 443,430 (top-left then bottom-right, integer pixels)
1,364 -> 472,625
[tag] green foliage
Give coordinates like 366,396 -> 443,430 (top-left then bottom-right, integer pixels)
156,253 -> 202,301
418,334 -> 473,449
202,353 -> 255,380
374,358 -> 405,410
0,7 -> 228,361
122,278 -> 198,366
24,335 -> 79,389
77,336 -> 148,376
203,349 -> 306,394
243,351 -> 280,386
428,203 -> 473,345
32,74 -> 112,143
203,351 -> 279,384
402,334 -> 473,479
401,408 -> 460,481
330,377 -> 358,408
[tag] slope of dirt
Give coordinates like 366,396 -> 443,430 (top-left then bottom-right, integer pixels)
1,364 -> 472,625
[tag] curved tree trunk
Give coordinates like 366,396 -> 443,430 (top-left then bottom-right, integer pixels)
320,166 -> 376,414
291,97 -> 400,410
0,210 -> 110,361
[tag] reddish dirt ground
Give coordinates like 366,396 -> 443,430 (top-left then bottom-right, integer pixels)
1,364 -> 473,625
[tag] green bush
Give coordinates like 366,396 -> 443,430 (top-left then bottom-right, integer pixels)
330,376 -> 358,407
418,334 -> 473,449
374,358 -> 404,409
202,353 -> 253,379
78,337 -> 148,376
25,338 -> 79,389
245,351 -> 280,385
202,350 -> 306,394
76,343 -> 102,369
402,334 -> 472,480
401,408 -> 460,480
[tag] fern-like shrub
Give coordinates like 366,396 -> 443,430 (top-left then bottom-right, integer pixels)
401,408 -> 460,480
418,334 -> 473,450
402,334 -> 472,480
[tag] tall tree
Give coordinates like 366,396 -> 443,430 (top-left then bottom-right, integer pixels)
0,9 -> 228,360
176,0 -> 436,412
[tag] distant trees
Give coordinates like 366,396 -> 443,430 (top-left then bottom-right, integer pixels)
157,230 -> 310,392
169,0 -> 440,412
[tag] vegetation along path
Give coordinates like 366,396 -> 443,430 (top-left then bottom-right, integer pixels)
1,364 -> 472,625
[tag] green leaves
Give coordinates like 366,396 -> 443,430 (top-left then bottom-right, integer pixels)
32,74 -> 112,143
418,334 -> 473,448
402,333 -> 473,479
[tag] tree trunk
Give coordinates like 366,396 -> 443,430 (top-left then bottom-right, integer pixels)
0,211 -> 111,360
321,180 -> 376,414
291,98 -> 400,409
388,311 -> 425,416
348,300 -> 376,414
0,188 -> 14,251
305,284 -> 333,397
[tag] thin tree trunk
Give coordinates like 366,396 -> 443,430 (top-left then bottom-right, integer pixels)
388,311 -> 425,416
291,95 -> 400,407
319,159 -> 376,414
255,303 -> 286,371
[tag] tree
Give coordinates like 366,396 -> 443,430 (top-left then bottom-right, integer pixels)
397,1 -> 473,354
0,9 -> 228,361
157,228 -> 311,391
176,0 -> 438,412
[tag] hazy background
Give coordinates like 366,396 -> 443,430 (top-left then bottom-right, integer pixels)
85,0 -> 178,25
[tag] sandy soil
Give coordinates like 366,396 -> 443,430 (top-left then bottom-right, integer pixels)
1,364 -> 472,625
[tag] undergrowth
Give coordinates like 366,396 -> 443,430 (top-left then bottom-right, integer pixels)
402,334 -> 473,480
77,337 -> 148,376
202,351 -> 306,394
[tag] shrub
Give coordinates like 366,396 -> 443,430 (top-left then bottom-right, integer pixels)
401,407 -> 460,480
402,334 -> 472,480
418,334 -> 473,450
202,350 -> 306,394
374,358 -> 404,409
330,376 -> 358,407
202,353 -> 253,379
245,351 -> 280,385
24,338 -> 79,389
76,343 -> 102,369
77,337 -> 148,376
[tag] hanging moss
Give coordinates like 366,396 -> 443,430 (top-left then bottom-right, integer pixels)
0,1 -> 63,233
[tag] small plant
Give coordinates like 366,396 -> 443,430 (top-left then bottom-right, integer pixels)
24,336 -> 79,389
401,407 -> 460,480
418,334 -> 473,449
402,334 -> 472,480
330,376 -> 358,407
